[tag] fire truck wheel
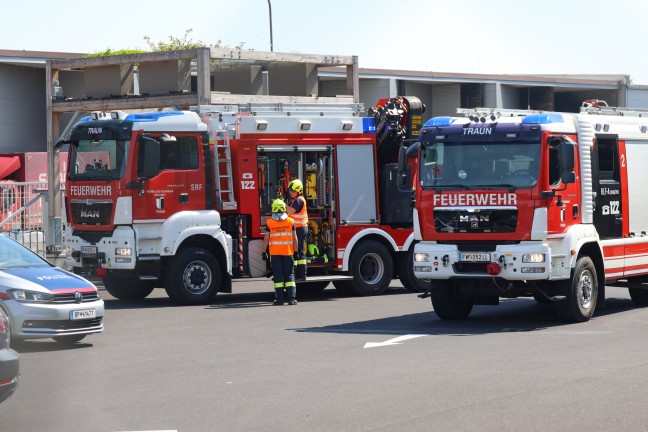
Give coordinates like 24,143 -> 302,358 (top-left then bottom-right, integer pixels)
103,277 -> 156,300
348,240 -> 394,296
628,285 -> 648,306
555,256 -> 598,322
164,247 -> 221,305
430,280 -> 473,320
398,247 -> 428,293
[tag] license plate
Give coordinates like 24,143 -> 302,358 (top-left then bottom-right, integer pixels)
458,252 -> 491,262
80,246 -> 97,256
70,309 -> 96,320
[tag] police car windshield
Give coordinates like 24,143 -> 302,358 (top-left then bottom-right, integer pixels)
420,141 -> 540,189
69,139 -> 129,181
0,235 -> 51,269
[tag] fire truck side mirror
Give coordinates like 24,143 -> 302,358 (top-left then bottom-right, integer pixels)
559,136 -> 576,184
397,146 -> 409,187
138,136 -> 160,179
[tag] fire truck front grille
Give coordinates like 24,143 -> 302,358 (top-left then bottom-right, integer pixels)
70,202 -> 113,226
72,230 -> 114,243
434,209 -> 517,233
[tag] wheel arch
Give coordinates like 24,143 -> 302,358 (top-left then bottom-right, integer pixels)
341,229 -> 398,271
163,232 -> 232,293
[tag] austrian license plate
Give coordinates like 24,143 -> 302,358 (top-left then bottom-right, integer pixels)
70,309 -> 96,320
457,252 -> 491,262
80,246 -> 97,256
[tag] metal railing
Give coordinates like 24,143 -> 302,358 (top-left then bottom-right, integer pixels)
0,182 -> 49,256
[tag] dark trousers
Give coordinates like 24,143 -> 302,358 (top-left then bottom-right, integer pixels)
271,255 -> 296,299
295,226 -> 308,279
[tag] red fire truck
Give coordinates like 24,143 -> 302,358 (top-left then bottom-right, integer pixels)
59,96 -> 427,304
409,100 -> 648,322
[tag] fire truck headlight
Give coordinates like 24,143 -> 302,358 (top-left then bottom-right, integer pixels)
414,253 -> 430,262
522,253 -> 545,263
115,248 -> 132,257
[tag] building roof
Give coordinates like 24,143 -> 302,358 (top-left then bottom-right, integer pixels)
0,48 -> 631,91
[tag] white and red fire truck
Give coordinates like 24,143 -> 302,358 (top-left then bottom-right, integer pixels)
410,100 -> 648,322
59,97 -> 427,304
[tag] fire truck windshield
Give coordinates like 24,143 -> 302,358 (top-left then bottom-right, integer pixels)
420,141 -> 540,189
68,138 -> 128,181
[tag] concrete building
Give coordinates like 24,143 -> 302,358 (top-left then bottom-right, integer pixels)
0,48 -> 646,154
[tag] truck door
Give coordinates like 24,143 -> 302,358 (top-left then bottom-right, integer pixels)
592,135 -> 623,239
133,134 -> 205,221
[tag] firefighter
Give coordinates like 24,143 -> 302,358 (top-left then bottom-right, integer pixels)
262,198 -> 299,306
286,179 -> 308,281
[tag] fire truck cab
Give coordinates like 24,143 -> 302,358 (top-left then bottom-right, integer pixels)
410,102 -> 648,322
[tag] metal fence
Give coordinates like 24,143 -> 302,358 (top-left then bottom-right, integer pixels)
0,182 -> 49,256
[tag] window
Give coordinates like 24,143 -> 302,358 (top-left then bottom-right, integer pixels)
160,137 -> 199,171
596,137 -> 619,181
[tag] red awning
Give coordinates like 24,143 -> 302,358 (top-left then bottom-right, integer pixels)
0,156 -> 21,180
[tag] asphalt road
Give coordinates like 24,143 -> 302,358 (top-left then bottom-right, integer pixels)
2,279 -> 648,432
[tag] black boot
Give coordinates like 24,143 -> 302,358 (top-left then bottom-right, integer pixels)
287,287 -> 298,305
296,264 -> 307,281
273,288 -> 285,306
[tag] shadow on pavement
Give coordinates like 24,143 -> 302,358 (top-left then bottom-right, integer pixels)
290,295 -> 641,337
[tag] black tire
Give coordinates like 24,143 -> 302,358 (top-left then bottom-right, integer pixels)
430,280 -> 473,320
103,277 -> 156,300
398,246 -> 428,293
347,240 -> 394,296
164,247 -> 221,305
555,256 -> 598,322
53,334 -> 86,344
629,285 -> 648,306
297,281 -> 329,297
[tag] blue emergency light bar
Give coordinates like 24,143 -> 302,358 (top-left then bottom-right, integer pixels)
125,111 -> 184,122
521,113 -> 564,125
423,116 -> 457,127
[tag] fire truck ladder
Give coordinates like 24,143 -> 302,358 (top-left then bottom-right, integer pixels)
580,100 -> 648,117
213,128 -> 237,210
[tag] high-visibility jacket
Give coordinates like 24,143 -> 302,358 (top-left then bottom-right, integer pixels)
267,217 -> 295,256
289,196 -> 308,228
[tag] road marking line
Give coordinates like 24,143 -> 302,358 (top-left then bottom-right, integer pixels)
363,334 -> 428,348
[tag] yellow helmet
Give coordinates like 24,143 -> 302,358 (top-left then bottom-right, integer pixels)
271,198 -> 287,213
288,179 -> 303,194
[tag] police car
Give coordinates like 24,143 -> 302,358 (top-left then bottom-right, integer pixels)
0,236 -> 103,344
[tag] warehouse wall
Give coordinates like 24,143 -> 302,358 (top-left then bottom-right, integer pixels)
0,64 -> 45,152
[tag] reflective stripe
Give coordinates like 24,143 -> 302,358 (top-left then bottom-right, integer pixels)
290,196 -> 308,227
285,281 -> 296,288
274,282 -> 285,288
267,218 -> 295,255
